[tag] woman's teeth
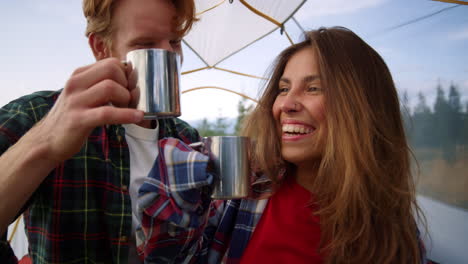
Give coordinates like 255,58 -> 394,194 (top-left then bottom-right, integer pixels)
282,124 -> 313,134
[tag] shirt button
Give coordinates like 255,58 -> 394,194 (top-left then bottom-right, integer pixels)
121,185 -> 128,192
120,236 -> 128,243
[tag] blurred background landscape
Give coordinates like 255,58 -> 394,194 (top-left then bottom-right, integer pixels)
192,82 -> 468,210
401,83 -> 468,210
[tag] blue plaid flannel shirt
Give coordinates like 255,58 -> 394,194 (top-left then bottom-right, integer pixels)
136,138 -> 429,264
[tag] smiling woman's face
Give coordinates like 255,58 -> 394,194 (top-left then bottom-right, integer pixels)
272,47 -> 326,166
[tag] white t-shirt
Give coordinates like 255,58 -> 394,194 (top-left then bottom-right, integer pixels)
122,123 -> 160,263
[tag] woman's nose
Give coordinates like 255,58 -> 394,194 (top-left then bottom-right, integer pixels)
280,96 -> 301,113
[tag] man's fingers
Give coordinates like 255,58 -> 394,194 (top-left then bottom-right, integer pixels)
70,63 -> 94,76
82,106 -> 144,127
76,80 -> 132,108
65,58 -> 128,93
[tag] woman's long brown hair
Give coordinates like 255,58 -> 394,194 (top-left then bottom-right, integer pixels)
242,27 -> 425,264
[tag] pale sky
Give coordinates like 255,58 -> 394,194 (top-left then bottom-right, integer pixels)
1,0 -> 467,123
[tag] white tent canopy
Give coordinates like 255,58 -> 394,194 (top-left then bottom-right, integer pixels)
183,0 -> 306,68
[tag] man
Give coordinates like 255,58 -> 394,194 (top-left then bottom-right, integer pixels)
0,0 -> 198,262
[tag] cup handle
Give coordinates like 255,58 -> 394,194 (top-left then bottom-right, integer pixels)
188,141 -> 213,158
188,142 -> 205,153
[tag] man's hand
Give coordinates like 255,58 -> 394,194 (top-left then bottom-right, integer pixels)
0,58 -> 144,235
34,58 -> 144,163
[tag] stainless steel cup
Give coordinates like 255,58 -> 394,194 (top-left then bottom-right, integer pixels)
125,49 -> 181,119
202,136 -> 251,199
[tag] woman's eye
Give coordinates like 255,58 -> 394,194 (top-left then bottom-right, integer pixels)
306,86 -> 322,93
278,87 -> 289,94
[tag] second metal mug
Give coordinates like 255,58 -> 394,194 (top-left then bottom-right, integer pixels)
202,136 -> 251,199
125,49 -> 181,119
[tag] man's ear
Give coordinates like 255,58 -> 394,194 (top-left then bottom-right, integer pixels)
89,33 -> 110,60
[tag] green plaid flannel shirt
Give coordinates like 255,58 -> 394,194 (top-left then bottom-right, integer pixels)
0,90 -> 199,263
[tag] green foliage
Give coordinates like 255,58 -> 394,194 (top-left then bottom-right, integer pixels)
196,117 -> 232,137
410,92 -> 433,148
195,98 -> 254,137
234,97 -> 254,135
404,83 -> 466,163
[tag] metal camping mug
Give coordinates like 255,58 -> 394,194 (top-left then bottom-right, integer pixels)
125,49 -> 181,119
202,136 -> 251,199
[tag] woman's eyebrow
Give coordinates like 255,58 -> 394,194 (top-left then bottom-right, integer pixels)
279,75 -> 321,84
303,75 -> 321,82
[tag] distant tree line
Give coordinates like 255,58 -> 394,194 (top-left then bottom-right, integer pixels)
197,84 -> 467,164
196,117 -> 231,137
195,97 -> 253,137
401,83 -> 467,162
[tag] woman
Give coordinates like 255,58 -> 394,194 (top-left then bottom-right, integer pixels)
136,27 -> 427,264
